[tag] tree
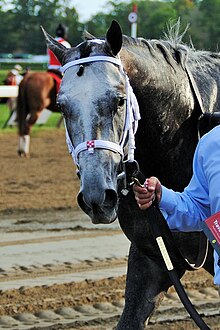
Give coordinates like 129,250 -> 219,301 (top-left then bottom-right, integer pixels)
136,1 -> 177,39
0,0 -> 220,54
197,0 -> 220,50
1,0 -> 81,54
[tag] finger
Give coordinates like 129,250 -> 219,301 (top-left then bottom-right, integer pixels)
138,200 -> 153,210
147,176 -> 160,192
133,184 -> 147,193
136,191 -> 151,199
135,194 -> 154,205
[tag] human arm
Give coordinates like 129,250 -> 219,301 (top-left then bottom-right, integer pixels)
160,126 -> 220,231
134,126 -> 220,231
133,174 -> 208,231
134,126 -> 220,285
133,129 -> 216,231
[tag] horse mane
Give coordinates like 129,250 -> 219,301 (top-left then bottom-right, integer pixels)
82,22 -> 220,71
82,30 -> 97,41
122,20 -> 220,69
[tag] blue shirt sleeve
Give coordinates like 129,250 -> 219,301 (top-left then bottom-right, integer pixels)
159,126 -> 220,284
160,125 -> 220,231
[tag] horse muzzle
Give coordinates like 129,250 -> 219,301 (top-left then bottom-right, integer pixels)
77,188 -> 118,224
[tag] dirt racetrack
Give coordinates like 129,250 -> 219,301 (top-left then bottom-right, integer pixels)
0,129 -> 219,330
0,129 -> 79,212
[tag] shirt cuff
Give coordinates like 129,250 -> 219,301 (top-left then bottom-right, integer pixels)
159,185 -> 178,214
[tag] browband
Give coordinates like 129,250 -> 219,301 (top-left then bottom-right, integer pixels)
61,56 -> 122,73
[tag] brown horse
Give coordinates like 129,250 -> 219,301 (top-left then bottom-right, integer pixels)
17,70 -> 61,156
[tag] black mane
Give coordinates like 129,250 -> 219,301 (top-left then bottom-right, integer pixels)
122,33 -> 220,70
82,25 -> 220,71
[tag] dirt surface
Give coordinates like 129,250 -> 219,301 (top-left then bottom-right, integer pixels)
0,130 -> 219,330
0,129 -> 79,212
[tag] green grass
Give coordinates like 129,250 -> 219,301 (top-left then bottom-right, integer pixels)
0,70 -> 10,84
0,103 -> 14,132
0,103 -> 63,133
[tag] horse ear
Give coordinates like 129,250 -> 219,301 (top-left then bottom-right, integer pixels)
106,20 -> 122,56
82,30 -> 96,41
41,26 -> 67,64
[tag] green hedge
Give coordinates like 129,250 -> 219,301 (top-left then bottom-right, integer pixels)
0,63 -> 47,84
0,62 -> 47,70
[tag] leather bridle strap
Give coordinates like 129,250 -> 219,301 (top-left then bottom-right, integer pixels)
74,140 -> 124,160
61,55 -> 140,166
61,56 -> 122,73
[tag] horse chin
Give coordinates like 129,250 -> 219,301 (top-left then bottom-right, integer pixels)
77,193 -> 117,224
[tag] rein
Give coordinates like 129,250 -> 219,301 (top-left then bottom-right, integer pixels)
61,56 -> 140,167
131,170 -> 211,330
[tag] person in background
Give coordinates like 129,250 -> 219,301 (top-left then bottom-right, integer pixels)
48,23 -> 71,71
5,64 -> 23,86
5,64 -> 23,112
133,125 -> 220,296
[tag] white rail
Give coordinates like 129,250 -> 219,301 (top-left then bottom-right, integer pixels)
0,85 -> 62,128
0,85 -> 19,97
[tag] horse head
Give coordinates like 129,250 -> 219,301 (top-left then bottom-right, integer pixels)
42,21 -> 139,224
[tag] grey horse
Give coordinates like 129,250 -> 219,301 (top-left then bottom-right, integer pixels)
42,20 -> 220,328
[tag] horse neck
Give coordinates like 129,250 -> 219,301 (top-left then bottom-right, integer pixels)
122,44 -> 194,123
120,43 -> 198,188
188,53 -> 220,115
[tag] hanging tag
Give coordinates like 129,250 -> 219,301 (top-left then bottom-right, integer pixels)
87,140 -> 95,154
201,211 -> 220,256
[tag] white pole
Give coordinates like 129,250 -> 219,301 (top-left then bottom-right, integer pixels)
128,4 -> 138,38
131,22 -> 137,38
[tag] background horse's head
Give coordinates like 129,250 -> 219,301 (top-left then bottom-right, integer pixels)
43,21 -> 131,224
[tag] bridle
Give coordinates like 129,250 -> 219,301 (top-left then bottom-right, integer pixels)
61,55 -> 140,167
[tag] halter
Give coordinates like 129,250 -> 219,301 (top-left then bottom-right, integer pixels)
61,55 -> 140,166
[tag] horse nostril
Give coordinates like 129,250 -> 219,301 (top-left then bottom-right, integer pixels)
91,203 -> 99,214
103,189 -> 118,208
77,189 -> 117,210
77,189 -> 118,224
77,192 -> 91,214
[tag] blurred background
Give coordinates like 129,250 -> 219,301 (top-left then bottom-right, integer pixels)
0,0 -> 219,67
1,0 -> 219,129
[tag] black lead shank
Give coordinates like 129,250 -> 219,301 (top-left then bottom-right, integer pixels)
131,169 -> 211,330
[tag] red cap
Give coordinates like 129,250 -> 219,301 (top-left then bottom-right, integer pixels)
132,4 -> 137,13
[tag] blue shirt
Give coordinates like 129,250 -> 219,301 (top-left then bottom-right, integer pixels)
160,125 -> 220,285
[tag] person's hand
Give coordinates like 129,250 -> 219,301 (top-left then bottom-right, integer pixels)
133,176 -> 162,210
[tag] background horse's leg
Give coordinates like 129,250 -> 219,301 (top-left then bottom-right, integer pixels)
7,97 -> 17,113
17,72 -> 55,157
116,243 -> 173,330
18,111 -> 40,157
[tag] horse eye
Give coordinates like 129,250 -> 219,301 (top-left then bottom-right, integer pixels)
118,97 -> 126,108
77,65 -> 84,76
